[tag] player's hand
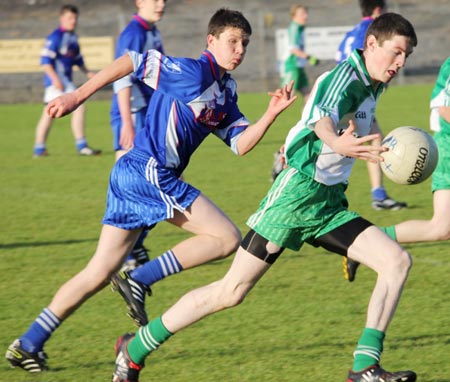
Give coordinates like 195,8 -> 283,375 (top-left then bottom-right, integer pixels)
332,120 -> 387,162
308,55 -> 320,66
267,80 -> 298,116
119,123 -> 135,151
53,78 -> 64,91
46,92 -> 80,118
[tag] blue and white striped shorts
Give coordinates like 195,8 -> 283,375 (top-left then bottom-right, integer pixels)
102,149 -> 200,229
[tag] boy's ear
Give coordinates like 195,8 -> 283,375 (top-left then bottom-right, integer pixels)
206,34 -> 215,47
366,34 -> 377,51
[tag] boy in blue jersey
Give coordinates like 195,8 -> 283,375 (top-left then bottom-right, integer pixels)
101,13 -> 416,382
33,4 -> 101,157
336,0 -> 408,214
111,0 -> 166,273
5,8 -> 296,375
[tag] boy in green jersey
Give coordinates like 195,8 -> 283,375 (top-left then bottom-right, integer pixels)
110,13 -> 418,382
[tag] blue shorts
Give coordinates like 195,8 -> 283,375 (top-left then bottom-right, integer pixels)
102,149 -> 201,229
110,109 -> 146,151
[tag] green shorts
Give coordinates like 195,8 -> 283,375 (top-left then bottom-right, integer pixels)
281,67 -> 308,92
432,132 -> 450,191
247,167 -> 360,251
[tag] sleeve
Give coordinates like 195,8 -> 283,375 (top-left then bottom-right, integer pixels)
213,95 -> 250,154
40,33 -> 58,65
130,50 -> 203,101
303,71 -> 353,131
113,28 -> 144,93
430,58 -> 450,109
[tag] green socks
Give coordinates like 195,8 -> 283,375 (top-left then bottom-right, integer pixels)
380,225 -> 397,241
128,316 -> 173,365
352,328 -> 385,371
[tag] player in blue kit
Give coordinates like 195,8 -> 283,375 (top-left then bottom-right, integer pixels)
110,0 -> 166,273
33,4 -> 101,157
5,8 -> 296,374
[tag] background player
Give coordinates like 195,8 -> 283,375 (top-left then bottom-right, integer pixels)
272,4 -> 319,182
33,4 -> 100,157
107,12 -> 418,382
110,0 -> 166,272
336,0 -> 407,212
5,8 -> 296,373
280,4 -> 319,103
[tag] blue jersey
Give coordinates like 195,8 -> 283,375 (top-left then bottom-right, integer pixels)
111,14 -> 164,117
335,17 -> 373,64
40,27 -> 84,87
129,49 -> 250,177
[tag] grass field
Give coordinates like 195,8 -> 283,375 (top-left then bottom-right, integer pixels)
1,83 -> 449,382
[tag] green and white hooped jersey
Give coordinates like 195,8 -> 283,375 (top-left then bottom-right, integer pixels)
284,49 -> 385,186
430,56 -> 450,133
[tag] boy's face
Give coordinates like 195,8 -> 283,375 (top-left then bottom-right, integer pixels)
137,0 -> 165,23
365,34 -> 414,85
59,11 -> 78,32
207,27 -> 250,75
293,8 -> 308,25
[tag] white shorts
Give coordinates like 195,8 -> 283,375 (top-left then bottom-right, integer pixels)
43,83 -> 76,104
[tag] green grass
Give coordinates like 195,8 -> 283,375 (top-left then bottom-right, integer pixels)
1,83 -> 449,382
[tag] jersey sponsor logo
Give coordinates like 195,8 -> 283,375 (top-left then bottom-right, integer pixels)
162,57 -> 181,74
354,110 -> 367,119
197,105 -> 227,128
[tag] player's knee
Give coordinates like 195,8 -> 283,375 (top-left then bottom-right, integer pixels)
215,226 -> 242,259
387,248 -> 412,278
214,280 -> 248,310
430,221 -> 450,241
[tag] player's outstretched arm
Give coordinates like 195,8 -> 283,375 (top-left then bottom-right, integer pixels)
46,54 -> 134,118
236,81 -> 297,155
315,118 -> 387,163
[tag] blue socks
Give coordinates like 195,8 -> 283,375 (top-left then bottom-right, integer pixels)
75,138 -> 88,151
371,187 -> 388,201
130,250 -> 182,287
20,308 -> 61,352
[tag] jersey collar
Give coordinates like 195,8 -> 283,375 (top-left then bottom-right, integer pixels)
201,50 -> 230,85
132,14 -> 154,31
348,49 -> 385,97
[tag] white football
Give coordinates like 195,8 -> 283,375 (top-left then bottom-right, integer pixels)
380,126 -> 438,185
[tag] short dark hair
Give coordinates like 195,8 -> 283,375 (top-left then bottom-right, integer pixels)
365,12 -> 417,47
207,8 -> 252,37
358,0 -> 386,17
60,4 -> 79,15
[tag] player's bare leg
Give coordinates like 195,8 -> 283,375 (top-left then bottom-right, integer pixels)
111,193 -> 242,326
348,226 -> 412,330
111,246 -> 272,382
162,245 -> 272,332
70,104 -> 101,155
48,225 -> 142,320
70,103 -> 86,141
167,193 -> 241,268
33,109 -> 53,156
6,225 -> 142,372
395,189 -> 450,242
346,226 -> 415,381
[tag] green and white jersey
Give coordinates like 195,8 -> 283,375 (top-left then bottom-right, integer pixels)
284,50 -> 385,186
284,21 -> 306,70
430,56 -> 450,133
